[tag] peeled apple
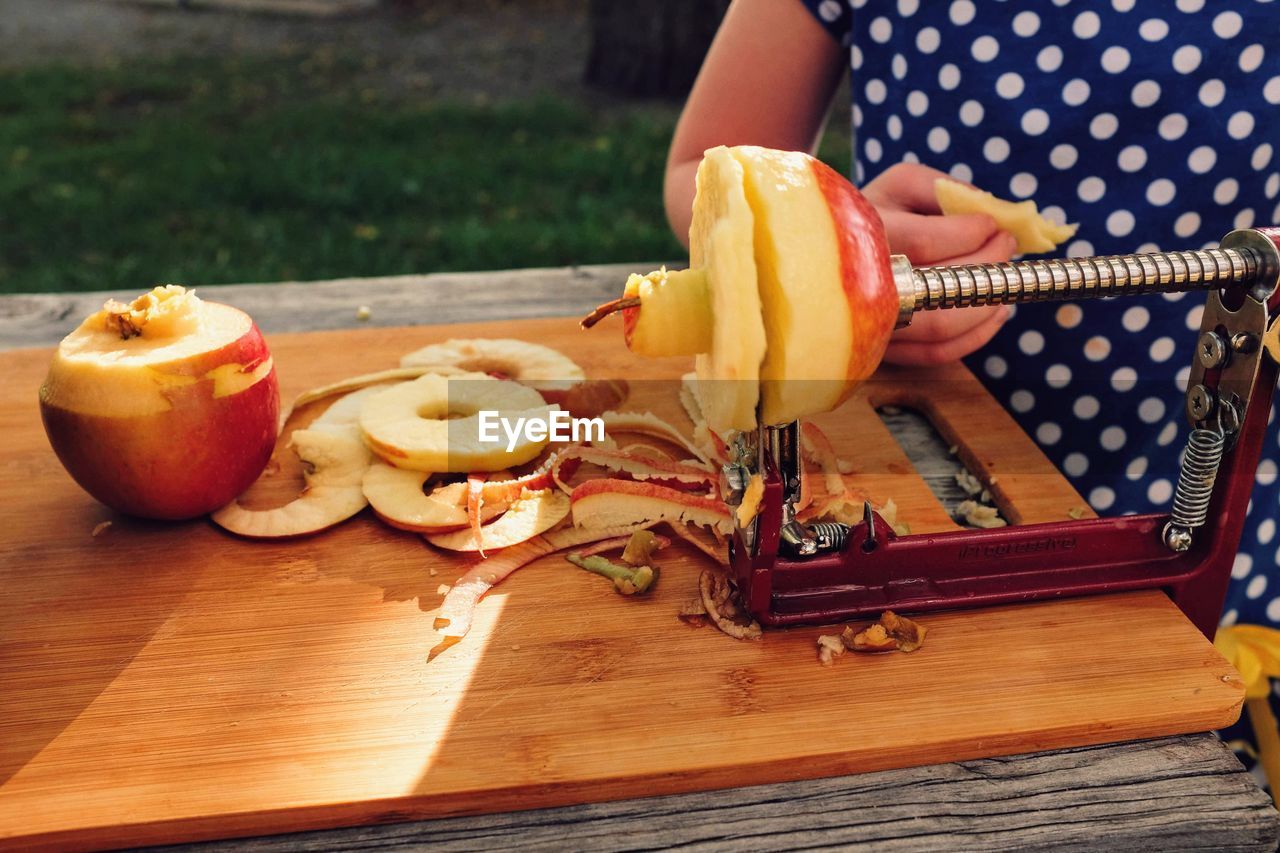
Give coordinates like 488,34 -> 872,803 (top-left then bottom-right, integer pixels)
613,146 -> 898,434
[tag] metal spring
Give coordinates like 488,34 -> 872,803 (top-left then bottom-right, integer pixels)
1170,428 -> 1226,531
809,522 -> 850,552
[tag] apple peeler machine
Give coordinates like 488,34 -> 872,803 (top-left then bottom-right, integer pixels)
724,227 -> 1280,639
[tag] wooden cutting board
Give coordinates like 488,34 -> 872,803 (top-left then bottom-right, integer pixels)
0,317 -> 1244,852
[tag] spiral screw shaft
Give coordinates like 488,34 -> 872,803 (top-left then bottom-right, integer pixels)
911,248 -> 1258,312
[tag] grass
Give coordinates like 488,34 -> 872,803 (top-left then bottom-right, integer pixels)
0,53 -> 851,294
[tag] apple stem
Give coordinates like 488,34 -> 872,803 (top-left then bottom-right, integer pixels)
103,299 -> 144,340
580,297 -> 640,330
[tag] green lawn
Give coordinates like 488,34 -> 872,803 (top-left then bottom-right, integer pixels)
0,55 -> 851,294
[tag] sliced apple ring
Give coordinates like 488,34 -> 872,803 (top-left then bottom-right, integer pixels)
308,384 -> 389,435
211,428 -> 372,538
291,366 -> 466,411
362,463 -> 512,533
400,338 -> 586,394
359,371 -> 556,472
424,488 -> 571,552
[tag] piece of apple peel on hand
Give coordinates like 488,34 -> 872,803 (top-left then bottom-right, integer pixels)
935,179 -> 1076,255
587,145 -> 900,434
40,285 -> 279,520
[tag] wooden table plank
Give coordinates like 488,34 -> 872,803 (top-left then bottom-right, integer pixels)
3,267 -> 1276,850
152,737 -> 1277,853
0,263 -> 637,350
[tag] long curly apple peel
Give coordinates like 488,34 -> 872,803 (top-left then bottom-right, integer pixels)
679,373 -> 730,465
599,411 -> 713,468
620,443 -> 677,462
570,479 -> 733,536
666,520 -> 729,564
699,570 -> 761,641
466,474 -> 487,555
425,488 -> 570,553
799,421 -> 848,497
550,445 -> 717,495
434,521 -> 657,639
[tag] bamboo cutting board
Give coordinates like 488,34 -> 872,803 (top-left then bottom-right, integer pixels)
0,317 -> 1244,852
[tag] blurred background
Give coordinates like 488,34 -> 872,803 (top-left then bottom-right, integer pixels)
0,0 -> 850,294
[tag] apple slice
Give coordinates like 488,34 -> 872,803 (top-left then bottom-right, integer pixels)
307,383 -> 392,434
211,428 -> 372,538
40,285 -> 279,520
731,146 -> 897,425
359,371 -> 557,472
570,478 -> 733,535
291,366 -> 458,411
689,146 -> 770,434
362,463 -> 512,533
400,337 -> 623,418
424,488 -> 571,552
400,338 -> 585,392
594,146 -> 897,430
935,179 -> 1077,254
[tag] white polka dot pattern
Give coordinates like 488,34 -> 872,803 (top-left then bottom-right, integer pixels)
800,0 -> 1280,629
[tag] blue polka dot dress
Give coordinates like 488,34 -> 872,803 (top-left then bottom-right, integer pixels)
800,0 -> 1280,634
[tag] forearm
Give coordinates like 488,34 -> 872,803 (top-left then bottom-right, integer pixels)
661,0 -> 844,248
663,159 -> 701,249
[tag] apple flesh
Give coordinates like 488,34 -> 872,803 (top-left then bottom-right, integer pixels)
40,286 -> 279,520
358,371 -> 557,472
608,145 -> 897,430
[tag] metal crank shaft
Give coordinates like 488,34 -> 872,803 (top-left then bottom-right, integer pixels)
893,246 -> 1261,327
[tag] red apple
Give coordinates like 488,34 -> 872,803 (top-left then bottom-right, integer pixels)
39,285 -> 279,520
606,145 -> 897,430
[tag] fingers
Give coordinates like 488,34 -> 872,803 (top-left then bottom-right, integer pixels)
881,210 -> 1007,265
931,229 -> 1019,266
883,304 -> 1011,366
891,303 -> 1008,343
863,162 -> 955,213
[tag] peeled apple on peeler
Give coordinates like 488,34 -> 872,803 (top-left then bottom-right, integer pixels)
611,146 -> 899,433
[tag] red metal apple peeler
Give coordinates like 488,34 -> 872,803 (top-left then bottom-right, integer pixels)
725,227 -> 1280,638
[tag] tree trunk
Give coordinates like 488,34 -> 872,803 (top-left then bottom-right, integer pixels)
584,0 -> 731,99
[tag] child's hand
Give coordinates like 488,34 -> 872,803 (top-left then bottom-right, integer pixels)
864,163 -> 1017,366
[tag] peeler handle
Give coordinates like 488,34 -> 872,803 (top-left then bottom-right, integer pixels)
891,232 -> 1278,327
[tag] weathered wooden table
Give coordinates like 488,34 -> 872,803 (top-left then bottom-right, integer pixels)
3,264 -> 1278,851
